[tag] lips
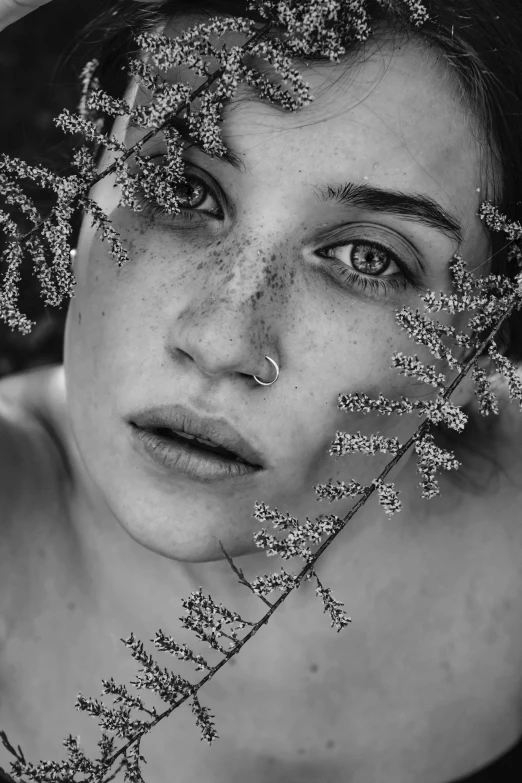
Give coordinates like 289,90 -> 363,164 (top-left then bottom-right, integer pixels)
148,427 -> 250,463
130,405 -> 266,469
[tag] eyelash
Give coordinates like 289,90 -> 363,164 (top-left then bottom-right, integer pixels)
316,240 -> 428,298
135,169 -> 425,299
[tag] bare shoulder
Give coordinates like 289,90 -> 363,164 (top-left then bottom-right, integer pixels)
0,364 -> 71,619
0,362 -> 66,428
0,361 -> 71,497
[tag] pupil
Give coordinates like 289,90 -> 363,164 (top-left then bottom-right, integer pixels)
178,178 -> 204,208
353,244 -> 389,275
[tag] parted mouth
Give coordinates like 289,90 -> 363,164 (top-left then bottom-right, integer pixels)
129,405 -> 266,469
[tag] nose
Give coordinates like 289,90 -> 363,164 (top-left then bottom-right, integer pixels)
165,241 -> 291,384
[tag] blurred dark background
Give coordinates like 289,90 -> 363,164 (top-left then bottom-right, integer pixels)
0,0 -> 106,380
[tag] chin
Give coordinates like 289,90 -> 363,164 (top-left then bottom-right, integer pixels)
115,509 -> 257,564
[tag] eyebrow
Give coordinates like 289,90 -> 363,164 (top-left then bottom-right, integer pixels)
163,113 -> 246,172
315,182 -> 464,246
162,114 -> 464,246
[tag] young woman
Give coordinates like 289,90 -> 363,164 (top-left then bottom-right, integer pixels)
1,1 -> 522,781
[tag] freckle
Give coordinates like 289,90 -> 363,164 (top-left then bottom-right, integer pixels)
310,663 -> 318,673
326,740 -> 335,749
228,657 -> 236,665
67,601 -> 76,612
297,747 -> 305,755
78,313 -> 81,325
101,312 -> 105,317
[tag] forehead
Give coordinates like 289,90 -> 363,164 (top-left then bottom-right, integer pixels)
137,14 -> 487,243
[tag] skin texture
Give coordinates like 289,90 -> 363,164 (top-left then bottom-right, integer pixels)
64,15 -> 494,578
5,13 -> 522,783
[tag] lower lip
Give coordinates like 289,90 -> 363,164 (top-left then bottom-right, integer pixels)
129,425 -> 262,482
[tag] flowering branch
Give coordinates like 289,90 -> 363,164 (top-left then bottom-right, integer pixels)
3,1 -> 522,782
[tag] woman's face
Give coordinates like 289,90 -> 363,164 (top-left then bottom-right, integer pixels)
63,15 -> 491,566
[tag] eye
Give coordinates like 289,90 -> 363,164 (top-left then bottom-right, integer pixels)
316,238 -> 426,299
133,161 -> 223,222
131,159 -> 426,300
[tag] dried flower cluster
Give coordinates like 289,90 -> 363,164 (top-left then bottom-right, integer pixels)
2,1 -> 522,782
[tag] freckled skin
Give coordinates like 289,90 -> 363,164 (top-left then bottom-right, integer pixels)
55,13 -> 522,779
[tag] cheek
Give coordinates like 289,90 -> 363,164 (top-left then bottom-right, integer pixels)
64,238 -> 130,388
65,225 -> 183,395
71,209 -> 150,317
69,203 -> 449,406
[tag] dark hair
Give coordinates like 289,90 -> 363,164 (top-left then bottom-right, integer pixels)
77,0 -> 522,366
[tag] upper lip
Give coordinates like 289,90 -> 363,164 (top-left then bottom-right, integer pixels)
130,405 -> 266,468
